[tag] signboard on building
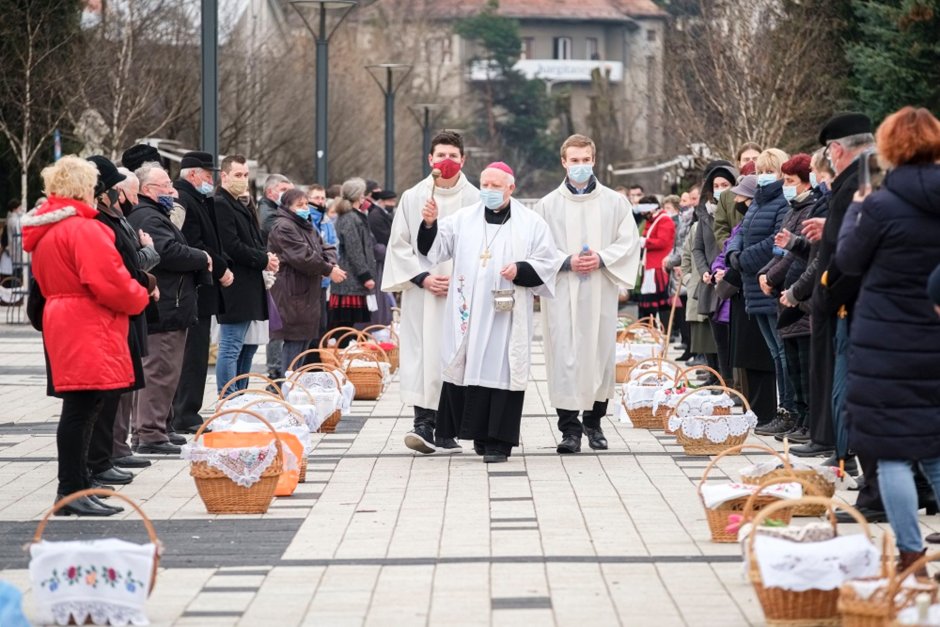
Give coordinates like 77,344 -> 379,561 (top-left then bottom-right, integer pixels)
470,59 -> 624,83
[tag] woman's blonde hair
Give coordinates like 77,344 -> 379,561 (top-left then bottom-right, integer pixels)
41,155 -> 98,201
755,148 -> 790,175
334,177 -> 366,215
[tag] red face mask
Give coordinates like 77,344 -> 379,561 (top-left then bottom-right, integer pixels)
432,158 -> 462,180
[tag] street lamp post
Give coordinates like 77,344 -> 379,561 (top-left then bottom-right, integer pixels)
366,63 -> 412,191
408,103 -> 443,177
291,1 -> 358,186
200,0 -> 218,170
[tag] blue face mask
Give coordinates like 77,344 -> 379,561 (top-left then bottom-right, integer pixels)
295,208 -> 311,221
756,174 -> 777,187
782,185 -> 797,201
567,164 -> 593,184
197,181 -> 214,196
479,188 -> 506,210
157,195 -> 175,211
712,188 -> 723,201
809,172 -> 818,188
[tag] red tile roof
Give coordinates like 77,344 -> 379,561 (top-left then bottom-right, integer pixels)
428,0 -> 666,22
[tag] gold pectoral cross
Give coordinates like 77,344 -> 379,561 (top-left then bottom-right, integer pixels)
480,248 -> 491,267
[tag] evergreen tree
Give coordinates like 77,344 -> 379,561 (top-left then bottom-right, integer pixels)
846,0 -> 940,123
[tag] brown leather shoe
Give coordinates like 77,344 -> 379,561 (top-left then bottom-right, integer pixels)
899,549 -> 928,578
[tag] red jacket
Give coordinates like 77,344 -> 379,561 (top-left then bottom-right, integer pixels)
642,210 -> 676,271
22,196 -> 150,392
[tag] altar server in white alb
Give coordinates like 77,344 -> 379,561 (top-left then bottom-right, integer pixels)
417,162 -> 560,463
381,131 -> 480,455
534,134 -> 642,455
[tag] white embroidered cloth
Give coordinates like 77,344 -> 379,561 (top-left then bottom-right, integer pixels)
669,411 -> 757,443
207,418 -> 313,456
753,534 -> 880,591
181,441 -> 294,487
652,388 -> 735,415
700,481 -> 803,509
616,342 -> 661,363
283,371 -> 354,415
739,460 -> 839,484
623,378 -> 675,410
30,538 -> 155,626
896,603 -> 940,624
845,575 -> 932,601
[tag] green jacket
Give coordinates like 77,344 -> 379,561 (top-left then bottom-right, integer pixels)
712,190 -> 742,249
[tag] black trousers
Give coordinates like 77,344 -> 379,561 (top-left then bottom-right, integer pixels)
783,335 -> 811,425
743,369 -> 777,425
437,382 -> 524,447
87,393 -> 121,474
709,319 -> 733,384
58,391 -> 113,495
557,400 -> 609,436
414,405 -> 437,429
172,316 -> 211,431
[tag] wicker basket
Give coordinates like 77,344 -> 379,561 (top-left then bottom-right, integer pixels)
32,489 -> 161,595
298,457 -> 307,483
218,372 -> 281,401
318,326 -> 363,365
615,358 -> 637,383
741,463 -> 837,517
286,364 -> 345,433
748,497 -> 877,626
361,324 -> 400,373
343,347 -> 388,400
670,386 -> 754,455
190,410 -> 283,514
698,443 -> 797,543
621,360 -> 680,429
839,547 -> 938,627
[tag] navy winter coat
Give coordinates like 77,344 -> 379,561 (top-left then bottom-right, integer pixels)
729,180 -> 789,315
837,164 -> 940,460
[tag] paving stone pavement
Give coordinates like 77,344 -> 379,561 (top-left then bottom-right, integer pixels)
0,319 -> 930,626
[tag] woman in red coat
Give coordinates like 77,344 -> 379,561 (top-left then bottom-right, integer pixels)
637,195 -> 677,328
21,156 -> 151,516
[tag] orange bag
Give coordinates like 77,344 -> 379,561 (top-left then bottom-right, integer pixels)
202,430 -> 303,497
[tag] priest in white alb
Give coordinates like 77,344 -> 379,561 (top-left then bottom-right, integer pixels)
533,134 -> 642,454
417,162 -> 560,463
381,131 -> 480,455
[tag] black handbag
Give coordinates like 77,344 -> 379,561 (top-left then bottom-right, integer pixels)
26,277 -> 45,331
695,280 -> 719,315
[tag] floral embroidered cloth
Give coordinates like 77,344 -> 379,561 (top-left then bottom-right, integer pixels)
700,481 -> 803,509
668,411 -> 757,442
753,534 -> 880,591
181,441 -> 292,487
30,538 -> 155,626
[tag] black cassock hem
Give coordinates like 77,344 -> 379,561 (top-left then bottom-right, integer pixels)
437,382 -> 525,447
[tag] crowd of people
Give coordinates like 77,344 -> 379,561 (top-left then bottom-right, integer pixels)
9,107 -> 940,573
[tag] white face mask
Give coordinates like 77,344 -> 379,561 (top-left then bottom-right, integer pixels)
705,202 -> 718,216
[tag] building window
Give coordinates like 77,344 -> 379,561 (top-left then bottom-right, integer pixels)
521,37 -> 534,60
553,36 -> 572,60
586,37 -> 599,60
647,29 -> 657,42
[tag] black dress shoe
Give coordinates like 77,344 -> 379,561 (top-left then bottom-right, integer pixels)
93,468 -> 133,485
136,442 -> 181,455
89,480 -> 115,494
53,495 -> 117,517
836,507 -> 887,523
584,427 -> 608,450
483,453 -> 508,463
166,431 -> 187,446
112,455 -> 151,468
556,434 -> 581,454
88,495 -> 124,513
789,442 -> 835,458
174,424 -> 203,435
473,440 -> 485,456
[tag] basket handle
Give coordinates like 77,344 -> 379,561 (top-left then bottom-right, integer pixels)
887,548 -> 940,598
697,443 -> 790,499
747,498 -> 873,558
239,397 -> 307,424
286,348 -> 339,373
34,489 -> 159,545
217,372 -> 281,401
319,326 -> 363,349
739,475 -> 818,523
342,344 -> 388,366
288,364 -> 343,393
628,357 -> 679,381
668,385 -> 751,430
675,366 -> 726,388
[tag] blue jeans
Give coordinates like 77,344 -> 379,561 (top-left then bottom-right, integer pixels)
755,313 -> 795,413
216,321 -> 259,395
878,458 -> 940,552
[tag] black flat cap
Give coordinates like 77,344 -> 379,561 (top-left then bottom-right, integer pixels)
121,144 -> 161,171
180,150 -> 216,170
373,189 -> 397,200
819,112 -> 873,145
87,155 -> 126,196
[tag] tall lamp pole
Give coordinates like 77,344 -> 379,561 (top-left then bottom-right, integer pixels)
200,0 -> 218,170
408,103 -> 443,177
291,1 -> 358,186
366,63 -> 412,191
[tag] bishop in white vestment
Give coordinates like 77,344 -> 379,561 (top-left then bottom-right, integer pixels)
417,162 -> 559,463
381,132 -> 480,454
533,135 -> 641,454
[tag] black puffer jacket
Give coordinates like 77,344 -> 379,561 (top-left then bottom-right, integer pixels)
214,189 -> 269,323
837,164 -> 940,460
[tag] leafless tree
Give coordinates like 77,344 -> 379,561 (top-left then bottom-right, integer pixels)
0,0 -> 87,206
664,0 -> 842,159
